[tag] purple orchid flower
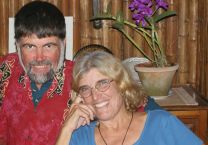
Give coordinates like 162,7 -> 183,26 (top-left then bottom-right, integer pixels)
132,13 -> 147,26
129,0 -> 169,26
155,0 -> 168,10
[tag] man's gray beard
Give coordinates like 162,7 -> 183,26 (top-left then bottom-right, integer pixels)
27,68 -> 55,84
26,60 -> 55,84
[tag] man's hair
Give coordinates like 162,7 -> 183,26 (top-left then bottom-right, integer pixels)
14,1 -> 66,41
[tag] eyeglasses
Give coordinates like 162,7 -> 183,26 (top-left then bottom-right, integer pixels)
78,79 -> 113,98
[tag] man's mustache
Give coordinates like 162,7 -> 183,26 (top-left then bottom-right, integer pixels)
29,60 -> 52,67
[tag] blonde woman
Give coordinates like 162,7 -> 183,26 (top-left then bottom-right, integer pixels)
56,51 -> 203,145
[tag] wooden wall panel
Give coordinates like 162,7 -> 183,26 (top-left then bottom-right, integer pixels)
80,0 -> 91,45
123,0 -> 134,58
166,0 -> 178,64
8,0 -> 19,17
0,0 -> 207,98
69,0 -> 81,54
110,0 -> 123,58
188,0 -> 198,86
177,0 -> 189,84
100,0 -> 113,53
197,0 -> 208,99
0,0 -> 9,56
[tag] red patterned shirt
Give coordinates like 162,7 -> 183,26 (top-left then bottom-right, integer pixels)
0,53 -> 73,145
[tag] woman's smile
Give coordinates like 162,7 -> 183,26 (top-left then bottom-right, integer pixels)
94,101 -> 109,108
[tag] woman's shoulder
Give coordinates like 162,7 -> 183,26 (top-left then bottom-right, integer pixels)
145,109 -> 187,131
148,109 -> 171,117
135,110 -> 204,145
145,109 -> 174,126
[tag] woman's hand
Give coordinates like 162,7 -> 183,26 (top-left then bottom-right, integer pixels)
55,92 -> 95,145
62,96 -> 95,131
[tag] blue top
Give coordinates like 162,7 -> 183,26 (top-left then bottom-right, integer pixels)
69,110 -> 203,145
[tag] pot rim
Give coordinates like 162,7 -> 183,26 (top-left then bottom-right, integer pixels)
134,64 -> 179,72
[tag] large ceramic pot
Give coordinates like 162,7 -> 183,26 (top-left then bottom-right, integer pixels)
134,64 -> 179,98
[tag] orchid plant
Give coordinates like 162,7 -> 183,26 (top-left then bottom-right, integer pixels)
91,0 -> 176,67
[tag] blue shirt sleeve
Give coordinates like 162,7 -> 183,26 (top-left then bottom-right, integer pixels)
139,110 -> 204,145
164,114 -> 203,145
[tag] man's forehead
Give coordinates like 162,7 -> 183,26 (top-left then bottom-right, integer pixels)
17,35 -> 60,45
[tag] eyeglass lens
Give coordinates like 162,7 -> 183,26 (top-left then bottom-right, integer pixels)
78,79 -> 113,98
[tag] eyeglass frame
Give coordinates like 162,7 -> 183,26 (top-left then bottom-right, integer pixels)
78,79 -> 113,98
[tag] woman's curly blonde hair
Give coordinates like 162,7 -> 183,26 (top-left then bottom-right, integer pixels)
72,51 -> 146,112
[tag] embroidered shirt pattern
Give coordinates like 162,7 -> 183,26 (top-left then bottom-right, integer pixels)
0,59 -> 15,105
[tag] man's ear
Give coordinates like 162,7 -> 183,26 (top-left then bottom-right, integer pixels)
64,38 -> 66,49
15,42 -> 19,52
15,42 -> 21,58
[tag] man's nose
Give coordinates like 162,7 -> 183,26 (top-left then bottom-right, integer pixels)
36,47 -> 45,61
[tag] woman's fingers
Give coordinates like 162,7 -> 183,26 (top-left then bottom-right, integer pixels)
70,92 -> 95,120
62,102 -> 95,131
78,104 -> 95,120
68,90 -> 83,107
62,91 -> 96,131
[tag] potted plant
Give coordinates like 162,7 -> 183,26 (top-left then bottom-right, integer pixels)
91,0 -> 179,97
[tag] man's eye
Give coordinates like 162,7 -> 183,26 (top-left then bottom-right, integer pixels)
22,45 -> 34,49
46,44 -> 52,48
43,44 -> 52,49
44,44 -> 58,50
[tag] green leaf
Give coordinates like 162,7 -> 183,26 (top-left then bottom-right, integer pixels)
112,21 -> 124,30
110,11 -> 125,30
115,11 -> 124,24
153,10 -> 176,23
90,14 -> 114,22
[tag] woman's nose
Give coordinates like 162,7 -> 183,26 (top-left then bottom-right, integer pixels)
91,88 -> 101,100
